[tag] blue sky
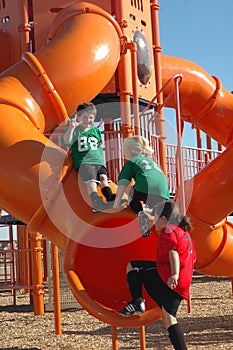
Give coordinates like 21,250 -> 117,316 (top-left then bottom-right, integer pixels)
159,0 -> 233,91
158,0 -> 233,147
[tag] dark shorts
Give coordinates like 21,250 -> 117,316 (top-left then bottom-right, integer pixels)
76,164 -> 108,183
129,189 -> 166,208
130,260 -> 183,317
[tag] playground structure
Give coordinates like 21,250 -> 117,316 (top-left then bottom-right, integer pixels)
0,0 -> 233,348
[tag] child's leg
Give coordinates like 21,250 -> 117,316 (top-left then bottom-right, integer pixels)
87,181 -> 101,203
167,323 -> 187,350
126,263 -> 143,300
78,164 -> 111,212
78,164 -> 100,201
86,180 -> 101,204
119,262 -> 146,316
129,189 -> 147,214
162,305 -> 187,349
100,174 -> 115,202
86,180 -> 98,196
86,181 -> 108,212
129,198 -> 143,213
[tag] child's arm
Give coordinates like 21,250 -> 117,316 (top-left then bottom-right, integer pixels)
61,118 -> 79,145
113,184 -> 128,208
167,249 -> 180,289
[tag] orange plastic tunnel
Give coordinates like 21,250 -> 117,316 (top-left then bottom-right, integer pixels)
0,2 -> 163,327
161,55 -> 233,276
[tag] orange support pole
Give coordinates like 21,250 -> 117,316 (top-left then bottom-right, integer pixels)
173,77 -> 192,313
17,225 -> 30,292
139,326 -> 146,350
128,41 -> 140,136
195,128 -> 203,171
30,231 -> 44,316
115,2 -> 133,139
41,236 -> 48,282
111,326 -> 119,350
174,76 -> 185,214
9,225 -> 16,304
51,243 -> 62,336
17,0 -> 31,54
151,0 -> 167,175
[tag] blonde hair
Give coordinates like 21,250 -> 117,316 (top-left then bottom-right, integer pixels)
123,136 -> 154,159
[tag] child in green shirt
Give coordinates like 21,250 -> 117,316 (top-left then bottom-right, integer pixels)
114,135 -> 169,213
60,102 -> 115,212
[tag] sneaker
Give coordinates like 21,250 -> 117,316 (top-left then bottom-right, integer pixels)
106,193 -> 116,202
92,197 -> 112,213
138,211 -> 153,237
119,299 -> 145,316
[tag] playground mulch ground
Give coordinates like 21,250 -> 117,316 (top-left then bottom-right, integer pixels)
0,272 -> 233,350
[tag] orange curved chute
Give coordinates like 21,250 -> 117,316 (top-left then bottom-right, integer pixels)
63,210 -> 162,327
161,54 -> 233,146
0,2 -> 162,327
161,54 -> 233,276
0,2 -> 122,231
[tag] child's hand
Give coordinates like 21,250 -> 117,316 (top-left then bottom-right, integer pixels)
68,117 -> 79,128
167,274 -> 179,289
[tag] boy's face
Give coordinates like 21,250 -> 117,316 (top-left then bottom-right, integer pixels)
77,111 -> 95,128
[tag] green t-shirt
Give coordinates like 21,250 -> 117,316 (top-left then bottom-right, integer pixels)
60,126 -> 105,169
118,155 -> 169,198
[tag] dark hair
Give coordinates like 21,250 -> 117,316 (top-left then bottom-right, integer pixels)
153,200 -> 192,232
77,102 -> 97,117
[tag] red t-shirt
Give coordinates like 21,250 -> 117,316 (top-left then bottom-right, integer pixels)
156,224 -> 196,299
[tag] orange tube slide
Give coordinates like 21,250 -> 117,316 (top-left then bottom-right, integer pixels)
0,2 -> 122,231
0,2 -> 163,327
161,54 -> 233,276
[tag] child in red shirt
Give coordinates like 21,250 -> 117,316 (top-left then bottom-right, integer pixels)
119,200 -> 196,350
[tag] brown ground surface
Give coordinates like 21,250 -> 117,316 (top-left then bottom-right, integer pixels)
0,273 -> 233,349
